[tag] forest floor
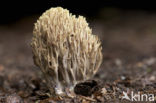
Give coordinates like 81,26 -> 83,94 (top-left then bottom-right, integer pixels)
0,9 -> 156,103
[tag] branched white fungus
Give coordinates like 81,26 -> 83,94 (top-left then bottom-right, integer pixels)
31,7 -> 103,96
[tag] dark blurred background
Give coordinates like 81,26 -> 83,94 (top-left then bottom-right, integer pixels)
0,0 -> 156,24
0,0 -> 156,62
0,1 -> 156,102
0,0 -> 156,59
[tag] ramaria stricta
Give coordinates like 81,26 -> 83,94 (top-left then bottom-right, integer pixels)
31,7 -> 103,96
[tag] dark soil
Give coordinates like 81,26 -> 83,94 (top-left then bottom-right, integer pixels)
0,10 -> 156,103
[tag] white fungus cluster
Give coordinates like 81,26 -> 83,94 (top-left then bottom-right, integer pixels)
31,7 -> 103,96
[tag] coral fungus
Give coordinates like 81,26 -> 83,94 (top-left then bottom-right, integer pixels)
31,7 -> 103,96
